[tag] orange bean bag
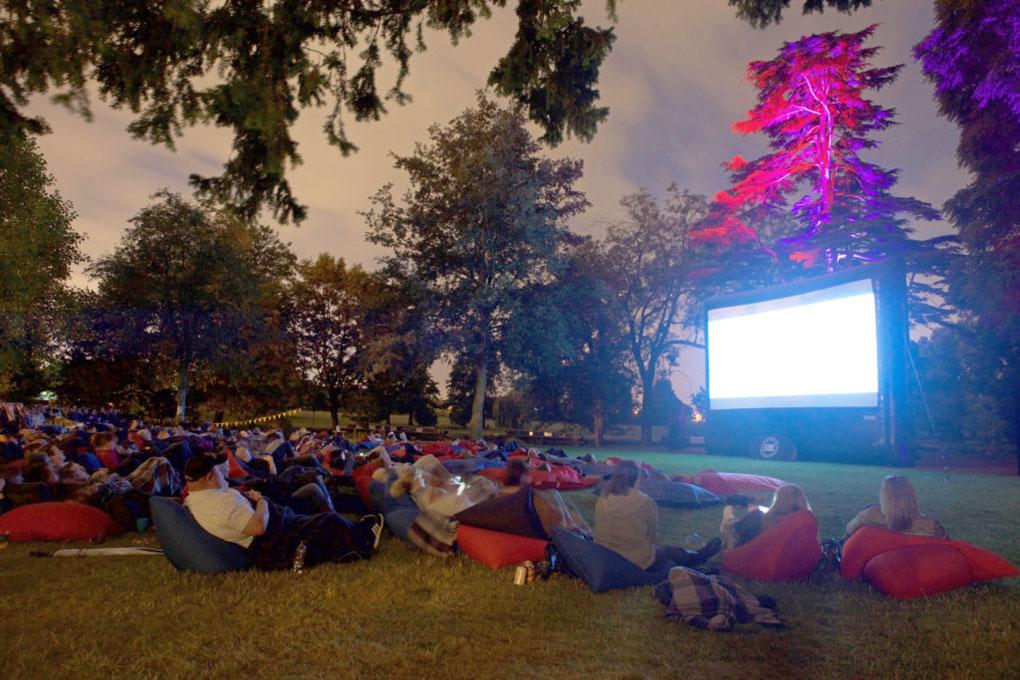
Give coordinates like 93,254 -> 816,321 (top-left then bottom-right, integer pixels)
862,544 -> 976,600
0,502 -> 124,542
352,459 -> 384,509
530,466 -> 599,490
686,469 -> 786,498
456,524 -> 549,569
722,510 -> 820,580
841,526 -> 1017,599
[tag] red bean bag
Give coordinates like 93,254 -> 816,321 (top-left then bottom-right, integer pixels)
422,442 -> 456,457
0,502 -> 124,542
530,466 -> 599,490
722,510 -> 820,580
687,469 -> 786,498
456,524 -> 549,569
225,450 -> 248,480
478,466 -> 509,484
862,544 -> 976,600
841,526 -> 1018,583
97,449 -> 121,470
352,459 -> 384,509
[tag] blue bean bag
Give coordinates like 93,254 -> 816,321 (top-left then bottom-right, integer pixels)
552,529 -> 664,593
150,497 -> 248,574
592,479 -> 721,508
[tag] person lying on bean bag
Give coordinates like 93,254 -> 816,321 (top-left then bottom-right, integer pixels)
594,461 -> 719,574
182,452 -> 383,571
500,459 -> 591,537
845,474 -> 947,539
720,484 -> 811,552
720,485 -> 820,581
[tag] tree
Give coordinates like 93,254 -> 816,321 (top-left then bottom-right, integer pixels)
285,254 -> 377,428
0,1 -> 615,223
914,0 -> 1020,470
727,0 -> 873,28
89,191 -> 295,420
504,239 -> 633,446
0,134 -> 83,398
694,27 -> 955,328
698,27 -> 941,268
602,185 -> 709,445
446,352 -> 498,429
366,94 -> 587,438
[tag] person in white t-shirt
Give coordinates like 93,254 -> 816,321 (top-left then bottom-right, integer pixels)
183,453 -> 267,548
183,453 -> 383,570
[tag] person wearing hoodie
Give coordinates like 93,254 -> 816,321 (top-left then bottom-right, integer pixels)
594,460 -> 719,572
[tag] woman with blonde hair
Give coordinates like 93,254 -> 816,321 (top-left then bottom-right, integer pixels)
721,483 -> 813,549
595,461 -> 719,572
845,474 -> 948,538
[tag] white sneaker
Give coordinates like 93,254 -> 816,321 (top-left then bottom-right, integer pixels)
361,513 -> 385,551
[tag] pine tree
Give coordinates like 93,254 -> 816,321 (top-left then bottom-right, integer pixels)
697,26 -> 943,277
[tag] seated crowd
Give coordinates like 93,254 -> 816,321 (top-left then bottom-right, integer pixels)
2,402 -> 1008,619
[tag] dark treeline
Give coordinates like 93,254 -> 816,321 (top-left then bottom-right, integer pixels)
0,1 -> 1017,460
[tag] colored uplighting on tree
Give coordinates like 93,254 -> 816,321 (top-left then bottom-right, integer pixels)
696,25 -> 939,272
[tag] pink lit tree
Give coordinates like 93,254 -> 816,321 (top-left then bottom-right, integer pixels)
697,26 -> 943,279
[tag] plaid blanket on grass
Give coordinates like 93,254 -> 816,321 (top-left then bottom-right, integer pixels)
663,567 -> 783,631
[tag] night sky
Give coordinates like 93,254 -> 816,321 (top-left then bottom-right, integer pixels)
25,0 -> 968,398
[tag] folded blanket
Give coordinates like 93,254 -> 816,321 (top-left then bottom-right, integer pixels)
663,566 -> 783,631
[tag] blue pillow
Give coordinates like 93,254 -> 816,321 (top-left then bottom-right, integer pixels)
552,529 -> 662,593
150,497 -> 248,574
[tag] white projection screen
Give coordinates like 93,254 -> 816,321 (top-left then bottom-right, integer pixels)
708,278 -> 880,410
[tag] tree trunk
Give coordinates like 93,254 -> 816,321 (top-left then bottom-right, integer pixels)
175,363 -> 189,423
329,390 -> 340,429
593,397 -> 605,448
640,371 -> 654,446
468,348 -> 489,441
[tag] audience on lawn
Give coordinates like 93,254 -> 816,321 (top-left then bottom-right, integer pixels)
1,403 -> 968,589
845,474 -> 948,539
183,451 -> 382,570
594,460 -> 720,572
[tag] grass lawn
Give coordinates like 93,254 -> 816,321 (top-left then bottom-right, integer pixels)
3,449 -> 1019,680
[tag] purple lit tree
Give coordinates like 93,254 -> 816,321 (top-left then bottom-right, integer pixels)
697,26 -> 943,281
915,0 -> 1020,471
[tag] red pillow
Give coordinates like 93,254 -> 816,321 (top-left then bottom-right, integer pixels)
0,502 -> 124,542
841,526 -> 1018,582
722,510 -> 820,581
862,544 -> 975,600
97,449 -> 121,470
456,524 -> 549,569
352,459 -> 384,508
689,469 -> 786,498
478,467 -> 509,485
530,466 -> 598,490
